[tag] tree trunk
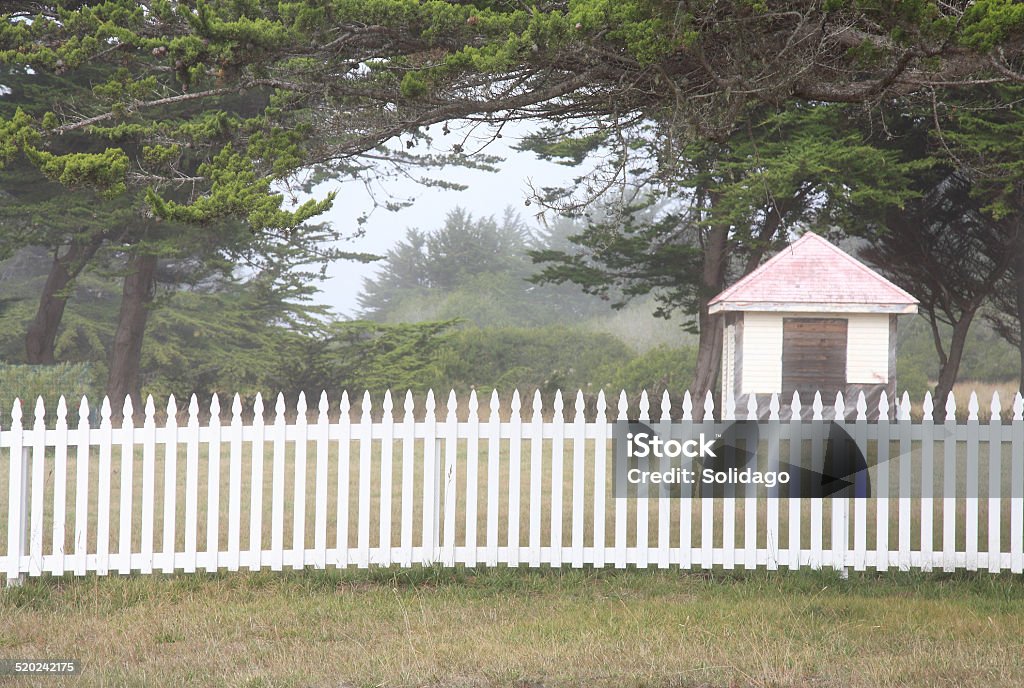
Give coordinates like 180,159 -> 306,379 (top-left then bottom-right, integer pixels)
107,252 -> 158,417
933,311 -> 975,422
25,236 -> 103,364
692,305 -> 724,417
691,220 -> 730,419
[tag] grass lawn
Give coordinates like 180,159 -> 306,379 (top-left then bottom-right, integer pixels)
2,567 -> 1023,687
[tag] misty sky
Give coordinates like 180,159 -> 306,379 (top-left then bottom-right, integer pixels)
304,121 -> 592,319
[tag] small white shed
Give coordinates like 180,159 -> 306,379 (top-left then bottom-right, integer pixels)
708,233 -> 918,417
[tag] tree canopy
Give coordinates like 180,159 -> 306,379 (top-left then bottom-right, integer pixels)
7,0 -> 1024,404
5,1 -> 1024,214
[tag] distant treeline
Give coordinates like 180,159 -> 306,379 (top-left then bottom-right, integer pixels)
0,209 -> 1016,412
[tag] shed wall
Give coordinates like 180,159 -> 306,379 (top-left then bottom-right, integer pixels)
846,314 -> 891,383
738,312 -> 891,395
740,313 -> 783,394
721,319 -> 734,400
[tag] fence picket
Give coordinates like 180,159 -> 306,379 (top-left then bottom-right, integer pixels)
336,392 -> 351,568
831,392 -> 848,574
788,392 -> 802,570
248,394 -> 265,572
809,393 -> 824,569
184,395 -> 200,574
313,392 -> 329,570
550,391 -> 565,568
400,392 -> 415,568
117,397 -> 134,575
486,391 -> 500,567
594,391 -> 608,568
74,398 -> 90,577
206,395 -> 222,573
227,395 -> 243,572
570,392 -> 587,568
291,393 -> 308,570
6,400 -> 26,583
988,392 -> 1002,573
442,390 -> 458,567
1012,393 -> 1024,574
2,387 -> 1022,580
721,392 -> 735,570
30,398 -> 46,577
529,391 -> 543,568
421,391 -> 438,565
141,397 -> 157,574
853,393 -> 868,571
898,392 -> 912,572
52,397 -> 69,576
508,391 -> 523,567
657,391 -> 672,570
380,391 -> 395,567
875,392 -> 890,572
920,393 -> 934,572
358,392 -> 372,568
635,391 -> 650,569
96,398 -> 112,576
744,394 -> 759,570
269,394 -> 286,571
942,393 -> 957,572
679,392 -> 693,569
465,391 -> 480,568
614,392 -> 627,569
701,392 -> 714,570
766,394 -> 780,570
966,392 -> 980,571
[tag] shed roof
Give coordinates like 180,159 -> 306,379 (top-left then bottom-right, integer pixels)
708,233 -> 918,314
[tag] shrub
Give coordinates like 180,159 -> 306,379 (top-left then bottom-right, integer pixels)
596,344 -> 697,396
436,326 -> 634,394
0,362 -> 101,424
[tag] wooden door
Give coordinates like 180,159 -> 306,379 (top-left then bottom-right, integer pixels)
781,318 -> 847,403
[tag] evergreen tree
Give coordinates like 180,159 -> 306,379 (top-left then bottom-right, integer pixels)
933,86 -> 1024,389
527,105 -> 912,406
358,207 -> 609,327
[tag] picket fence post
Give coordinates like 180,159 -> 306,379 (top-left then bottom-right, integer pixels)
5,400 -> 28,587
920,392 -> 934,572
1012,392 -> 1024,574
421,390 -> 439,565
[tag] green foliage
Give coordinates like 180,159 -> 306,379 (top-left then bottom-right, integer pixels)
359,208 -> 610,327
961,0 -> 1024,49
23,145 -> 129,196
528,104 -> 916,330
896,315 -> 1020,392
568,0 -> 673,64
0,362 -> 101,423
594,344 -> 696,396
146,145 -> 334,230
399,72 -> 428,98
0,108 -> 38,165
435,326 -> 635,395
312,320 -> 456,396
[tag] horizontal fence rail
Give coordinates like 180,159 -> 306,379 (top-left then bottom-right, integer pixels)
2,388 -> 1023,583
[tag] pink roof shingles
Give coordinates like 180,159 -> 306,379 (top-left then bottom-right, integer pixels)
708,233 -> 919,314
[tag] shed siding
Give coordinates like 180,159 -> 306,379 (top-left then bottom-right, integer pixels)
740,313 -> 783,394
721,320 -> 734,401
846,314 -> 890,384
738,312 -> 891,395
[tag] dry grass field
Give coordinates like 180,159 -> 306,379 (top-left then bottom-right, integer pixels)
2,388 -> 1022,687
2,567 -> 1023,687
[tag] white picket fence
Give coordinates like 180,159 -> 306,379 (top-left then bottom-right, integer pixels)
2,387 -> 1023,584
